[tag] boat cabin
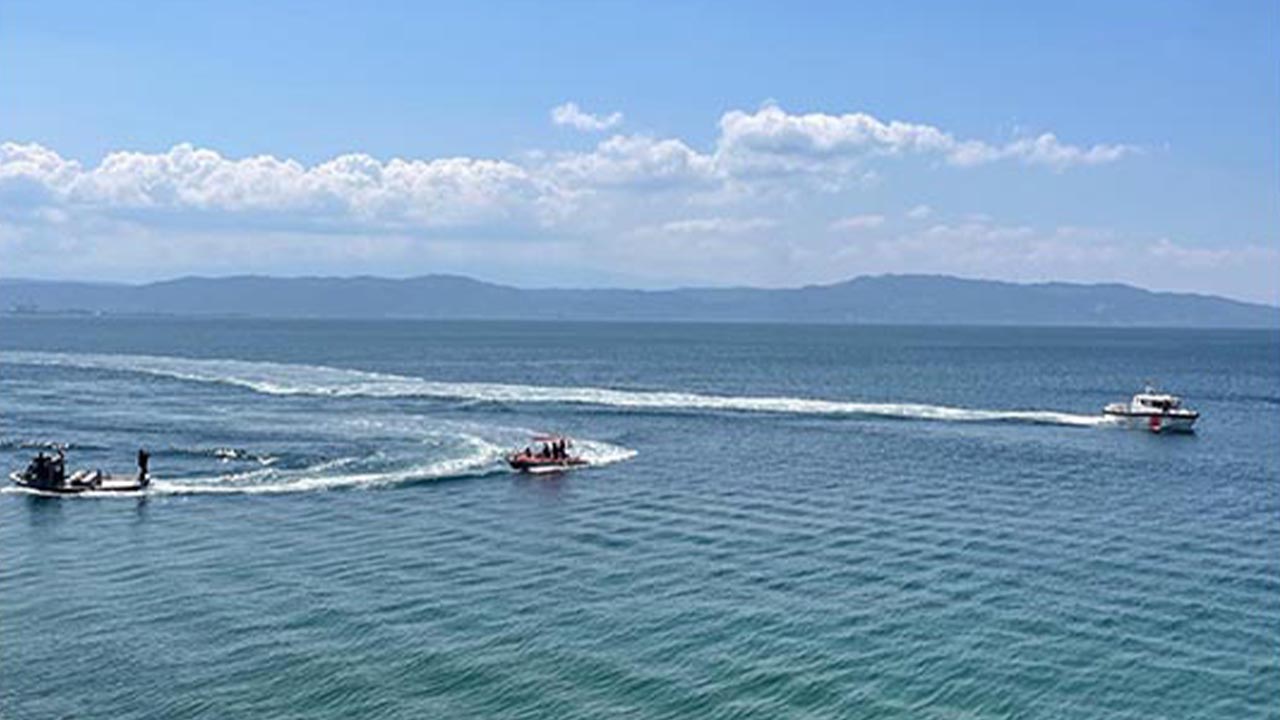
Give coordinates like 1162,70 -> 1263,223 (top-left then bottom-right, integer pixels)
1133,391 -> 1182,412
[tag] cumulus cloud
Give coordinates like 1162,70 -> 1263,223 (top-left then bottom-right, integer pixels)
16,106 -> 1258,298
829,214 -> 885,230
0,105 -> 1132,236
0,141 -> 550,231
948,132 -> 1134,170
547,135 -> 715,189
551,102 -> 624,132
717,104 -> 1133,174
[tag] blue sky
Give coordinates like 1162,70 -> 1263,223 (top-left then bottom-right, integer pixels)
2,0 -> 1277,303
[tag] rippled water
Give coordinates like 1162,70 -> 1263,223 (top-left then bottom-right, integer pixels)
2,319 -> 1277,719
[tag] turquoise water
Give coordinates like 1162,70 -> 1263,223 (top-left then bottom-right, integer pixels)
2,319 -> 1277,718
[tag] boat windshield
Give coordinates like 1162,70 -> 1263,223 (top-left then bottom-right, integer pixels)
1137,395 -> 1179,411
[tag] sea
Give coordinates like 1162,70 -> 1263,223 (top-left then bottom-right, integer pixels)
1,317 -> 1277,719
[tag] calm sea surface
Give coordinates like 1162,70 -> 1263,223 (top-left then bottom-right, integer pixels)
2,318 -> 1277,719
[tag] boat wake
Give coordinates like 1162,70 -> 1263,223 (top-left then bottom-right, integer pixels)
1,430 -> 636,498
164,445 -> 278,465
150,436 -> 508,496
1,351 -> 1109,427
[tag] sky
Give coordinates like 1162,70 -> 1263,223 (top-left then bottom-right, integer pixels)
1,0 -> 1277,304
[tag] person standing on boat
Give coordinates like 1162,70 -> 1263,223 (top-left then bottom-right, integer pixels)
137,448 -> 150,485
53,448 -> 66,485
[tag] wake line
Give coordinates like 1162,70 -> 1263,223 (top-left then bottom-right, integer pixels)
0,452 -> 504,498
0,351 -> 1108,427
0,435 -> 637,498
0,422 -> 637,497
151,444 -> 506,495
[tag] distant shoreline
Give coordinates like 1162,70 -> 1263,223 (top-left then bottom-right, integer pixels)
2,273 -> 1277,328
4,313 -> 1279,334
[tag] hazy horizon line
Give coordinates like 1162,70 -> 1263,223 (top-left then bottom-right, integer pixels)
2,272 -> 1277,309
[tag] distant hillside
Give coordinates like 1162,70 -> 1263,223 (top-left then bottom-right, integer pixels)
1,274 -> 1277,328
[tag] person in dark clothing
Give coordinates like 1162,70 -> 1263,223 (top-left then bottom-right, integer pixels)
32,452 -> 48,485
137,448 -> 150,485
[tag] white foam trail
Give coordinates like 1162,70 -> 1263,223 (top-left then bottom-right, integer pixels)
574,438 -> 640,467
0,351 -> 1108,427
150,435 -> 508,495
0,417 -> 640,500
1,438 -> 508,498
5,435 -> 464,497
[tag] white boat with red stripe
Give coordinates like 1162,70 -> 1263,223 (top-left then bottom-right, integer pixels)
1103,387 -> 1199,433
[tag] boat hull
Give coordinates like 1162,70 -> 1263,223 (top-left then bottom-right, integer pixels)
506,456 -> 588,473
1102,410 -> 1197,433
8,471 -> 148,494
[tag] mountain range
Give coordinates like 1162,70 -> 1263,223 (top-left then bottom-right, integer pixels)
1,274 -> 1276,328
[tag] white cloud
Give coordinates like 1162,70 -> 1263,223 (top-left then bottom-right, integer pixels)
716,104 -> 1133,175
950,132 -> 1134,170
0,106 -> 1131,236
0,141 -> 83,189
659,217 -> 777,235
551,102 -> 624,132
1,141 -> 550,230
547,135 -> 716,189
11,107 -> 1265,301
718,105 -> 952,162
829,214 -> 885,230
